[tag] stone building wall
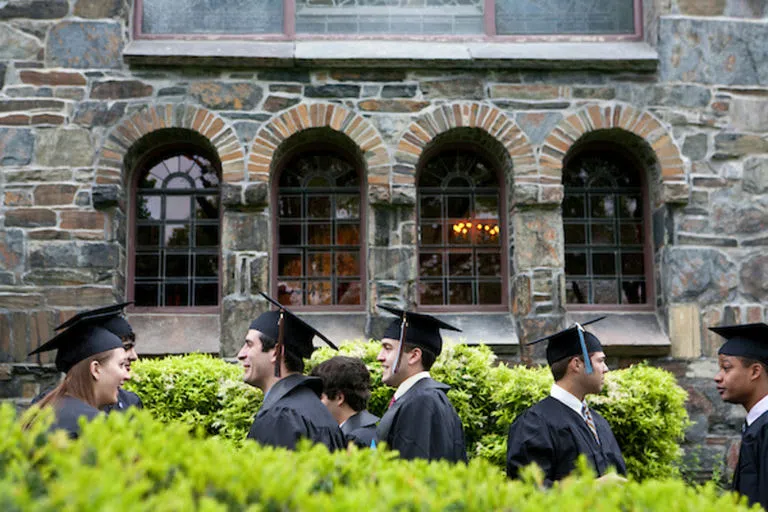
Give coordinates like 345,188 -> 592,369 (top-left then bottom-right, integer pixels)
0,0 -> 766,479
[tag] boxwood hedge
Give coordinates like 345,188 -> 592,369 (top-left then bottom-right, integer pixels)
125,341 -> 689,480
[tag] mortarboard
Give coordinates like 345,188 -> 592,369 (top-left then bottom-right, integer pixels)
378,305 -> 462,373
527,317 -> 605,374
249,292 -> 337,377
710,323 -> 768,364
55,302 -> 132,332
30,325 -> 124,373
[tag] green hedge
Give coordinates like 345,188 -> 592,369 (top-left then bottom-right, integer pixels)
127,342 -> 690,480
4,406 -> 751,511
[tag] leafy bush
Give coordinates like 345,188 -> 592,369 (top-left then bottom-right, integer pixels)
129,343 -> 690,480
3,405 -> 751,511
124,353 -> 261,443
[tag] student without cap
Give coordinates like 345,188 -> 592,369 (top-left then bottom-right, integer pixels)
712,322 -> 768,510
506,319 -> 626,485
238,292 -> 346,451
374,305 -> 467,463
30,323 -> 130,438
310,355 -> 379,448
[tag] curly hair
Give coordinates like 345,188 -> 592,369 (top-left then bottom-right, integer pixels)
310,356 -> 372,412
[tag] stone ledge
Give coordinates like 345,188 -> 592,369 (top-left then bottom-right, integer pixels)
567,311 -> 671,357
127,313 -> 220,355
124,40 -> 658,71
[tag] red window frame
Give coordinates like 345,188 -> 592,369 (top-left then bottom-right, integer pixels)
127,143 -> 223,314
133,0 -> 642,41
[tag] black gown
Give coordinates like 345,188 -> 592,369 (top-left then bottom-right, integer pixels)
375,377 -> 467,463
103,388 -> 143,413
341,410 -> 379,448
247,374 -> 346,452
50,396 -> 101,438
733,409 -> 768,509
506,396 -> 626,485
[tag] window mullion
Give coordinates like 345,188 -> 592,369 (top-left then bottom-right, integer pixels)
284,0 -> 296,37
484,0 -> 496,36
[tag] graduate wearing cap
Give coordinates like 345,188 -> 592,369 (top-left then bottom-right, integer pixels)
31,303 -> 143,412
310,355 -> 380,448
30,323 -> 131,438
506,320 -> 626,485
712,323 -> 768,509
374,306 -> 467,463
237,293 -> 346,451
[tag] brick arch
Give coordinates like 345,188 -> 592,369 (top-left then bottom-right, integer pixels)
540,103 -> 689,204
248,103 -> 389,193
95,104 -> 245,185
394,102 -> 537,198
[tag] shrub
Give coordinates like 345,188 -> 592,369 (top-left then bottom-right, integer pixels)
2,405 -> 752,511
124,353 -> 261,443
130,344 -> 690,480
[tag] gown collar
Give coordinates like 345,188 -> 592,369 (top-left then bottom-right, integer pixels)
550,383 -> 584,416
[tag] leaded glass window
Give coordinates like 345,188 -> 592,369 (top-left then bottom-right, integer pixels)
277,151 -> 363,307
418,150 -> 504,307
496,0 -> 635,35
134,151 -> 220,307
563,151 -> 647,305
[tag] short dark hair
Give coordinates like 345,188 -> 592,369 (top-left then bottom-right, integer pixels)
738,357 -> 768,377
403,343 -> 437,371
259,333 -> 304,374
310,356 -> 371,412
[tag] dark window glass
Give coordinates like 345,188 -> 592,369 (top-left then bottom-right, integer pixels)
417,150 -> 504,307
134,151 -> 220,307
277,151 -> 362,307
563,151 -> 647,305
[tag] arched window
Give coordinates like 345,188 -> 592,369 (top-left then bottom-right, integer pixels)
417,149 -> 505,307
131,148 -> 220,307
563,149 -> 648,305
276,150 -> 363,308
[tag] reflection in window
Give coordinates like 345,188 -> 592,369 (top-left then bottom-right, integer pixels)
418,150 -> 503,307
495,0 -> 634,35
134,151 -> 220,307
277,151 -> 362,307
563,151 -> 646,305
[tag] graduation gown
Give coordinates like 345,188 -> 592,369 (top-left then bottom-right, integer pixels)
103,388 -> 143,413
375,377 -> 467,463
733,410 -> 768,509
342,410 -> 379,448
50,396 -> 101,439
506,396 -> 626,485
247,374 -> 346,452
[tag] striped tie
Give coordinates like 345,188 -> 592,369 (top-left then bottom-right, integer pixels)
388,395 -> 396,409
582,402 -> 600,444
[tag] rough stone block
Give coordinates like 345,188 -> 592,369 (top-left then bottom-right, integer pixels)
35,128 -> 94,168
741,253 -> 768,302
243,182 -> 268,208
669,304 -> 702,358
92,185 -> 120,209
127,313 -> 220,355
78,242 -> 118,268
189,82 -> 263,110
358,99 -> 429,113
729,96 -> 768,132
90,80 -> 153,100
222,213 -> 269,251
262,96 -> 301,113
0,230 -> 24,272
421,77 -> 484,100
330,69 -> 406,82
714,133 -> 768,158
60,211 -> 106,231
74,0 -> 123,18
515,112 -> 562,145
73,101 -> 126,127
663,248 -> 737,305
45,286 -> 115,307
711,189 -> 768,235
0,24 -> 42,61
22,269 -> 95,286
0,128 -> 34,166
381,85 -> 417,98
47,21 -> 123,69
5,208 -> 56,228
29,242 -> 78,268
682,133 -> 708,161
0,0 -> 68,19
257,69 -> 310,83
743,156 -> 768,194
0,293 -> 43,310
513,210 -> 563,270
220,297 -> 264,357
34,184 -> 77,206
304,85 -> 361,98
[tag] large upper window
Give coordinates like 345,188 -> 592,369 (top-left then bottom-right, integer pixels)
417,149 -> 505,308
137,0 -> 639,38
276,150 -> 363,308
132,149 -> 220,308
563,150 -> 648,306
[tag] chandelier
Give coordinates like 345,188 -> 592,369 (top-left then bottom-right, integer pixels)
451,221 -> 500,236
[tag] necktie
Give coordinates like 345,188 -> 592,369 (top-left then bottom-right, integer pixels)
388,395 -> 396,409
742,419 -> 748,435
582,402 -> 600,444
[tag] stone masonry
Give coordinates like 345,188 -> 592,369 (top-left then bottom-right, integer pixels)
0,0 -> 767,480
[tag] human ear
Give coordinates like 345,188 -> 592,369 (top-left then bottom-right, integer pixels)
90,360 -> 101,381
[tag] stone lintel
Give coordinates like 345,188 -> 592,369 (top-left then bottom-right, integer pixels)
124,40 -> 658,71
567,311 -> 671,357
127,312 -> 220,354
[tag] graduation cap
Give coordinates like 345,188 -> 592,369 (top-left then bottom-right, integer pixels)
527,317 -> 606,374
710,323 -> 768,363
30,324 -> 124,373
378,305 -> 462,374
250,292 -> 337,377
55,302 -> 134,340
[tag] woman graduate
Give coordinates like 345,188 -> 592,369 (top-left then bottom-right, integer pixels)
30,320 -> 131,438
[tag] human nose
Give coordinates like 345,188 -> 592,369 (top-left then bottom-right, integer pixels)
237,344 -> 247,360
376,349 -> 386,362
